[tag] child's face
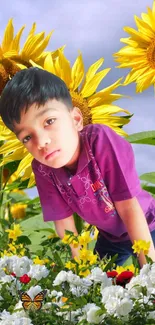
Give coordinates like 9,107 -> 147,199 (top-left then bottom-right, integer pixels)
14,99 -> 83,169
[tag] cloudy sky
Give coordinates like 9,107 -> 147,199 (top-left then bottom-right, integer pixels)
0,0 -> 154,197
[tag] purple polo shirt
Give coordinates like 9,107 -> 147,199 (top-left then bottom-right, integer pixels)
32,124 -> 155,242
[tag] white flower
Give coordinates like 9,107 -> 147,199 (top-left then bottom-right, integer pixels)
86,305 -> 103,324
126,275 -> 149,298
70,285 -> 89,297
27,286 -> 42,299
7,279 -> 21,296
28,264 -> 49,281
53,271 -> 67,286
149,267 -> 155,285
116,297 -> 133,316
66,271 -> 81,286
140,264 -> 151,276
48,290 -> 63,298
0,275 -> 14,284
9,256 -> 32,277
81,277 -> 92,287
0,310 -> 33,325
88,267 -> 112,287
101,285 -> 131,316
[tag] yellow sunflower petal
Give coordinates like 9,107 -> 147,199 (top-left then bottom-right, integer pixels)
0,140 -> 23,156
0,147 -> 25,166
44,53 -> 56,74
70,53 -> 84,90
28,31 -> 53,61
134,15 -> 154,37
20,32 -> 45,60
81,68 -> 111,98
2,18 -> 14,52
91,104 -> 130,116
136,73 -> 154,92
123,67 -> 149,85
11,25 -> 25,52
84,57 -> 104,83
123,26 -> 151,43
88,78 -> 123,107
56,51 -> 71,87
15,153 -> 33,178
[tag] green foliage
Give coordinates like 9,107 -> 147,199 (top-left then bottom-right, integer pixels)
126,131 -> 155,146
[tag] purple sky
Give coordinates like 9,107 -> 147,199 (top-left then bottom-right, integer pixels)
0,0 -> 154,196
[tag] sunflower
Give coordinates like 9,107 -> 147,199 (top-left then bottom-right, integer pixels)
0,18 -> 63,94
114,1 -> 155,92
40,51 -> 131,132
0,50 -> 131,187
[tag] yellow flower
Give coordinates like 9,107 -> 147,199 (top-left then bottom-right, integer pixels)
19,249 -> 26,257
62,234 -> 74,245
132,239 -> 150,255
0,49 -> 131,186
8,243 -> 17,254
5,224 -> 22,241
65,261 -> 76,270
10,203 -> 27,219
88,251 -> 98,265
78,231 -> 92,247
1,250 -> 13,257
0,18 -> 57,94
79,265 -> 90,277
42,51 -> 131,134
33,256 -> 49,265
115,266 -> 126,274
114,1 -> 155,92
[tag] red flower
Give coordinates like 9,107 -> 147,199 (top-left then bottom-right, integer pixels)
116,271 -> 133,287
11,272 -> 16,277
19,274 -> 31,284
107,271 -> 118,278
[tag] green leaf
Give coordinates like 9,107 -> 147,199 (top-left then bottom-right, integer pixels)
103,254 -> 118,271
52,251 -> 64,268
17,235 -> 31,245
73,213 -> 84,234
35,228 -> 56,234
125,130 -> 155,145
8,192 -> 28,202
142,185 -> 155,195
140,172 -> 155,185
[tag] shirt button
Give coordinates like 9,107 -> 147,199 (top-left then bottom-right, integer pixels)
67,176 -> 72,186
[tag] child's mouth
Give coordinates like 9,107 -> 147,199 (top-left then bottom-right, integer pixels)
45,150 -> 60,160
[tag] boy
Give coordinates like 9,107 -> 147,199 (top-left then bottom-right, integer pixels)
0,67 -> 155,266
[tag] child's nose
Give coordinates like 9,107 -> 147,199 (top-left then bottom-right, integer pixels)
37,135 -> 51,149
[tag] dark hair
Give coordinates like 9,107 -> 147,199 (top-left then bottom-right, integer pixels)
0,67 -> 73,131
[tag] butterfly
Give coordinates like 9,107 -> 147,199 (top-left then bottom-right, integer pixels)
19,290 -> 47,312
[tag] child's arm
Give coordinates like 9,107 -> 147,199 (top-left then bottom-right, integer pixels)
54,215 -> 79,257
115,197 -> 155,267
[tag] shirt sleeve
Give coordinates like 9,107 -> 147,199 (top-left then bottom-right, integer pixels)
32,160 -> 74,221
92,125 -> 141,201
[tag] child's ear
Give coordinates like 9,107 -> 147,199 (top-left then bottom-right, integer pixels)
71,107 -> 83,131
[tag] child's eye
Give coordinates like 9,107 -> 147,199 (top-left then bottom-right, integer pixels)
22,135 -> 31,144
45,118 -> 56,126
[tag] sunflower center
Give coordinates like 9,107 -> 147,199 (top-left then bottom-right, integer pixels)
147,40 -> 155,69
0,58 -> 21,94
70,90 -> 91,126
